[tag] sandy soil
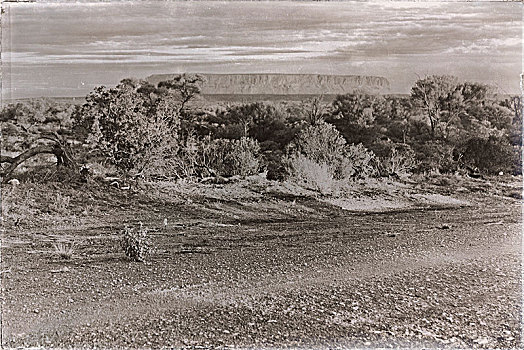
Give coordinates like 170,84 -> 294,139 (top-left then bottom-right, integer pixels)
0,177 -> 522,349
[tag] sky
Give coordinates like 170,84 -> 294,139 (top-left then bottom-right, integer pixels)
1,1 -> 522,99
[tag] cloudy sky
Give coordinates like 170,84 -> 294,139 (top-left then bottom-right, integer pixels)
2,1 -> 522,99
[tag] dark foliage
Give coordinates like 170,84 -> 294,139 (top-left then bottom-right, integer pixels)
458,137 -> 519,175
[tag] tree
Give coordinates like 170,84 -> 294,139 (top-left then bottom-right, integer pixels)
74,79 -> 181,175
331,93 -> 380,127
410,75 -> 459,136
410,76 -> 511,142
0,99 -> 78,182
157,74 -> 204,117
500,95 -> 522,146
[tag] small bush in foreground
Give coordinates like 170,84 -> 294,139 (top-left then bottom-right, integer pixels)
53,241 -> 75,260
121,223 -> 152,262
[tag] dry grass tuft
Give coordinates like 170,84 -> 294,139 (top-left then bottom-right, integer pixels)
53,241 -> 75,260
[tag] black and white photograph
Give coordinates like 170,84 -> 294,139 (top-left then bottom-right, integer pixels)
0,0 -> 522,348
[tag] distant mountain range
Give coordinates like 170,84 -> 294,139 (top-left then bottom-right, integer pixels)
2,74 -> 392,104
146,73 -> 390,95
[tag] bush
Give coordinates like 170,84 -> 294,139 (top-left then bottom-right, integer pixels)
288,121 -> 347,167
74,81 -> 181,175
169,136 -> 261,179
287,121 -> 376,183
458,137 -> 517,174
379,146 -> 418,178
53,241 -> 75,260
163,133 -> 206,179
285,121 -> 377,194
264,149 -> 289,181
286,154 -> 338,195
331,94 -> 380,127
121,223 -> 152,262
341,143 -> 377,179
210,102 -> 298,148
413,141 -> 457,174
228,137 -> 261,176
205,137 -> 261,177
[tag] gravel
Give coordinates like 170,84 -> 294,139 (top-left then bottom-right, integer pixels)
1,190 -> 521,349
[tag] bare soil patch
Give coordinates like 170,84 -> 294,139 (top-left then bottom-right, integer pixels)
1,175 -> 521,349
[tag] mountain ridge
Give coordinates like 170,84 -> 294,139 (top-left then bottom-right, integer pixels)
146,73 -> 390,95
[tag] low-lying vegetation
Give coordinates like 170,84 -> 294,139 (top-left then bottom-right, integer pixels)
52,241 -> 75,260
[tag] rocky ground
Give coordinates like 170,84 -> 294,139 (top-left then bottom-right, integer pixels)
1,175 -> 522,349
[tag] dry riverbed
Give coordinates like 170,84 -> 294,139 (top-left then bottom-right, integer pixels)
1,175 -> 521,349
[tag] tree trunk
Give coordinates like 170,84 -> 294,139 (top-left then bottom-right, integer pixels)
0,143 -> 77,183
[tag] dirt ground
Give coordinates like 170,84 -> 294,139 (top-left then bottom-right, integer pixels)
0,175 -> 522,349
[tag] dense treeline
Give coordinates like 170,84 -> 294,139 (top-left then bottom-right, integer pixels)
0,74 -> 521,187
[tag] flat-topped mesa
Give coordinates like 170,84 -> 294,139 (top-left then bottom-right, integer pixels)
146,73 -> 390,95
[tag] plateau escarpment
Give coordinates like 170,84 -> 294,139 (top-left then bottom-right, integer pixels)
146,73 -> 390,95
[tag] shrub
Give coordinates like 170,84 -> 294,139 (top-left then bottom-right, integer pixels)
379,146 -> 418,178
288,121 -> 347,167
458,136 -> 517,174
286,121 -> 376,185
226,137 -> 261,177
211,102 -> 298,148
331,94 -> 380,127
414,141 -> 457,174
163,133 -> 205,179
121,223 -> 152,262
341,143 -> 377,179
286,154 -> 338,195
169,136 -> 261,178
202,137 -> 261,177
264,149 -> 289,181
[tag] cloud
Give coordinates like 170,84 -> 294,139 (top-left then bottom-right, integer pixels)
2,1 -> 521,98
